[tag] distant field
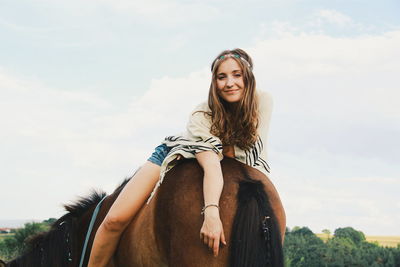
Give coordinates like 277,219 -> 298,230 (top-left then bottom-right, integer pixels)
316,233 -> 400,248
365,236 -> 400,248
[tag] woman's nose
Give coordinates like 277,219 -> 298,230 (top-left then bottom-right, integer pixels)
226,76 -> 234,87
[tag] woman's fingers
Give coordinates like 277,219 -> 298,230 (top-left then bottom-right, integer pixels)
201,231 -> 216,252
208,234 -> 214,249
221,228 -> 227,245
201,231 -> 211,247
213,236 -> 220,256
203,234 -> 209,246
203,232 -> 222,256
200,218 -> 225,256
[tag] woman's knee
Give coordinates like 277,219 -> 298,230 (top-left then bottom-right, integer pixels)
102,214 -> 130,233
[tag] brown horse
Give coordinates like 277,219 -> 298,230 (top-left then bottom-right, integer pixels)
5,158 -> 285,267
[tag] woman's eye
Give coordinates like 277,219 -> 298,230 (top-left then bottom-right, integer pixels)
217,76 -> 225,80
235,74 -> 242,77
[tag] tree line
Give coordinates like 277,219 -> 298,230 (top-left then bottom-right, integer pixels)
284,226 -> 400,266
1,221 -> 400,266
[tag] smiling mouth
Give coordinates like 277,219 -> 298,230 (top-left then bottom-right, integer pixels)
223,89 -> 240,92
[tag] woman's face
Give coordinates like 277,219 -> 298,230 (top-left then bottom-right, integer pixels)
216,58 -> 245,103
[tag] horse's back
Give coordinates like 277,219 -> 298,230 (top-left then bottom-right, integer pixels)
155,159 -> 245,267
116,158 -> 272,267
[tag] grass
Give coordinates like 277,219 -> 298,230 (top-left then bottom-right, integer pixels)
316,233 -> 400,248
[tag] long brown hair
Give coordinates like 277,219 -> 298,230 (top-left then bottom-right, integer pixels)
207,48 -> 259,150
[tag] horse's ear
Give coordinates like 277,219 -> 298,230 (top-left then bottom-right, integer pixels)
0,259 -> 6,267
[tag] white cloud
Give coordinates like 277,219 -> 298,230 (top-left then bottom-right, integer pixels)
99,0 -> 217,18
251,30 -> 400,77
0,18 -> 60,33
0,66 -> 212,219
271,147 -> 399,235
347,177 -> 400,185
33,0 -> 220,25
107,0 -> 219,24
316,9 -> 353,26
249,29 -> 400,134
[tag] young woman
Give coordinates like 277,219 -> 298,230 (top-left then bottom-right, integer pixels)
88,48 -> 286,266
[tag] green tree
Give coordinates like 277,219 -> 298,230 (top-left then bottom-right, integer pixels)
334,227 -> 365,245
283,226 -> 326,267
325,236 -> 362,266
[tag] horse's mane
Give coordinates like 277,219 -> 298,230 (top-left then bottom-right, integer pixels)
64,189 -> 107,216
62,174 -> 133,218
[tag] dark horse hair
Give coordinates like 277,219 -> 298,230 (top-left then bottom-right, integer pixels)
229,175 -> 284,267
5,190 -> 107,267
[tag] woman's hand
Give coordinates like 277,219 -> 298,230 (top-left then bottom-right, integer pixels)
199,207 -> 226,257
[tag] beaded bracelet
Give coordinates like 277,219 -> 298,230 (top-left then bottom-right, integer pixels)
201,204 -> 220,215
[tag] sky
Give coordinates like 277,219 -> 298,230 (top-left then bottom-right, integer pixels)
0,0 -> 399,236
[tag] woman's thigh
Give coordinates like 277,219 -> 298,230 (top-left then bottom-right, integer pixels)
107,161 -> 160,223
106,144 -> 171,222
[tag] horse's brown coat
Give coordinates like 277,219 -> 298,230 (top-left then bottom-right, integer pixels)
113,158 -> 285,267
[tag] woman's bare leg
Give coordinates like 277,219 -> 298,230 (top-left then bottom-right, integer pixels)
88,161 -> 161,267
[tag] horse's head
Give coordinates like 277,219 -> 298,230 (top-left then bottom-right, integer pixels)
6,191 -> 107,267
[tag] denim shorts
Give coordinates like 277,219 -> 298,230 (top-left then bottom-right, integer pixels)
147,144 -> 171,166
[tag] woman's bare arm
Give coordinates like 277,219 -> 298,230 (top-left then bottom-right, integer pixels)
196,151 -> 226,257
